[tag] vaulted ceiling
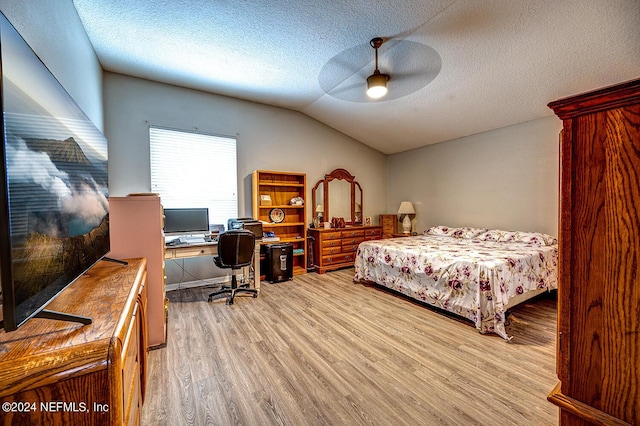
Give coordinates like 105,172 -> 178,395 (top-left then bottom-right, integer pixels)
73,0 -> 640,154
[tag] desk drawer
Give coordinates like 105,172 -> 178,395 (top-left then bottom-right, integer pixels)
165,245 -> 217,259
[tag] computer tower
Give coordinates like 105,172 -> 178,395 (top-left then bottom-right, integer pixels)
262,243 -> 293,283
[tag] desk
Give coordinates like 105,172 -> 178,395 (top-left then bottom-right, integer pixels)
164,241 -> 261,291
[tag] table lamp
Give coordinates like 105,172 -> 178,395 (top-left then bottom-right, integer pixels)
316,204 -> 324,223
397,201 -> 415,234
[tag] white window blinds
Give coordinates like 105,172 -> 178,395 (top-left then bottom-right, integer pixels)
149,126 -> 237,227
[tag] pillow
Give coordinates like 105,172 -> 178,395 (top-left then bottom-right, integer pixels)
475,229 -> 558,246
506,231 -> 558,246
425,226 -> 487,239
474,229 -> 509,242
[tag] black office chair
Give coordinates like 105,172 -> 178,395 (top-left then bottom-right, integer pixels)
208,230 -> 258,305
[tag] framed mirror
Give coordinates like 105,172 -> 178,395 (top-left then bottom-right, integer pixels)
311,168 -> 363,226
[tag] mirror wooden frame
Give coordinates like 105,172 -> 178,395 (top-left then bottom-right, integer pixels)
311,168 -> 363,226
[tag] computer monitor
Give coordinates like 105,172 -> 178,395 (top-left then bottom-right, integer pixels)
164,208 -> 210,235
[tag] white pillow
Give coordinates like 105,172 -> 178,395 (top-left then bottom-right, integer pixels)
425,226 -> 487,239
475,229 -> 558,246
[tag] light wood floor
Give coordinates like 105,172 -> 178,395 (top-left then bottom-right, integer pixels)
141,268 -> 558,425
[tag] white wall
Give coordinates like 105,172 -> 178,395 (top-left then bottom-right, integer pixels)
104,72 -> 387,221
387,117 -> 562,236
0,0 -> 104,130
103,72 -> 387,284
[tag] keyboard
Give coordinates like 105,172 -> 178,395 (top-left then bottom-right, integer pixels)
184,236 -> 206,244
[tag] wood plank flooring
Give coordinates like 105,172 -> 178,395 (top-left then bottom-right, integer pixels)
141,268 -> 558,425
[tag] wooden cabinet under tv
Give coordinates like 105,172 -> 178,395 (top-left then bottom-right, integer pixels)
252,170 -> 307,276
0,258 -> 148,426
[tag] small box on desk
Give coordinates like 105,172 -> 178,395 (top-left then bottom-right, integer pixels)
261,243 -> 293,283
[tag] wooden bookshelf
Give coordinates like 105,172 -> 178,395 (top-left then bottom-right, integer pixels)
252,170 -> 307,276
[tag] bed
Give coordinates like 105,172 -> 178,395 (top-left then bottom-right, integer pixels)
353,226 -> 558,340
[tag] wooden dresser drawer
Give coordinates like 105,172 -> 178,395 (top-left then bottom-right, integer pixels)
321,239 -> 341,248
322,246 -> 341,256
322,231 -> 342,240
365,228 -> 382,238
341,229 -> 364,238
341,244 -> 359,253
323,252 -> 356,265
122,305 -> 140,424
342,237 -> 364,246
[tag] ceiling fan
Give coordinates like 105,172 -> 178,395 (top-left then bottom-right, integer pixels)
319,36 -> 442,103
366,37 -> 390,99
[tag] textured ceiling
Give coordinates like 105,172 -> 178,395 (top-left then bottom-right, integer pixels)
73,0 -> 640,154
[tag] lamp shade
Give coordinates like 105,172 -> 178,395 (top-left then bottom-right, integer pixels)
397,201 -> 415,215
316,204 -> 323,213
398,201 -> 415,234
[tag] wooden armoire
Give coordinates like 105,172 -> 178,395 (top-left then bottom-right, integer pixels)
547,79 -> 640,425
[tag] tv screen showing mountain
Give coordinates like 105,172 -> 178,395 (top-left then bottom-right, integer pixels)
0,12 -> 109,331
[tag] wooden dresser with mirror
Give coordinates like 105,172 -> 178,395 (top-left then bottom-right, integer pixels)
307,168 -> 382,273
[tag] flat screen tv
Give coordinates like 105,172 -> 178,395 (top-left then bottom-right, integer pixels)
0,13 -> 110,332
164,208 -> 209,235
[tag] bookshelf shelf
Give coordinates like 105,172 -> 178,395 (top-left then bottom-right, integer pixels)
252,170 -> 307,277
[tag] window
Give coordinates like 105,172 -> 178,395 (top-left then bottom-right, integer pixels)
149,126 -> 237,228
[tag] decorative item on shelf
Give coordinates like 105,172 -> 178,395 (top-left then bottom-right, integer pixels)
269,208 -> 285,223
262,231 -> 280,242
260,194 -> 272,206
397,201 -> 416,234
364,216 -> 372,226
290,196 -> 304,206
331,217 -> 346,228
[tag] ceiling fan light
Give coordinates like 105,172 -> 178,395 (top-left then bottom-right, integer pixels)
367,72 -> 389,99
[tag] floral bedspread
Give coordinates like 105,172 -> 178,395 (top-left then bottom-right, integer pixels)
353,234 -> 558,340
